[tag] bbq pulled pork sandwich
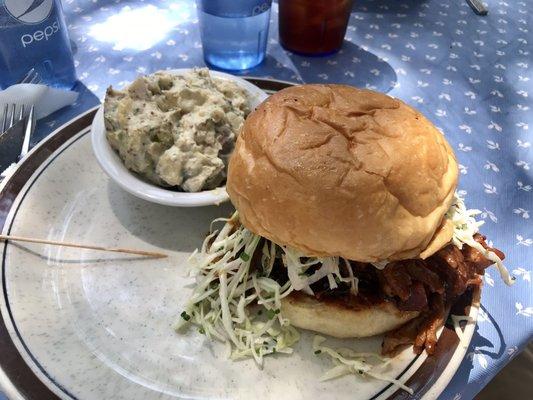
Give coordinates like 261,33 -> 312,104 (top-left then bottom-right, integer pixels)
177,84 -> 513,371
224,84 -> 512,356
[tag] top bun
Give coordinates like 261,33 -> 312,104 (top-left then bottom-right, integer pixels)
227,85 -> 458,262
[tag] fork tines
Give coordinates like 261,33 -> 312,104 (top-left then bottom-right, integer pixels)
19,68 -> 41,84
1,104 -> 25,134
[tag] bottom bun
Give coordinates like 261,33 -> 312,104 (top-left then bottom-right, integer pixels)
281,292 -> 419,338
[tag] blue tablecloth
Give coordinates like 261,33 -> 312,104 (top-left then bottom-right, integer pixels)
4,0 -> 533,399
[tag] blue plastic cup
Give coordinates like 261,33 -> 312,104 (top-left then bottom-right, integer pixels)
0,0 -> 76,89
196,0 -> 272,71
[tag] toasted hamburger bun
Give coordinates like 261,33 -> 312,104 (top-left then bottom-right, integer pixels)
227,84 -> 458,262
281,292 -> 419,338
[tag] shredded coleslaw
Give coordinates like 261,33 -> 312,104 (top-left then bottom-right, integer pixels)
175,213 -> 299,366
176,192 -> 512,392
446,193 -> 514,286
282,247 -> 359,296
313,336 -> 414,394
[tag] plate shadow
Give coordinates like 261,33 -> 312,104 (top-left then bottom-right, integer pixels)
107,181 -> 234,253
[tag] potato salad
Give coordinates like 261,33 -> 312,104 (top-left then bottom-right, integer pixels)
104,68 -> 250,192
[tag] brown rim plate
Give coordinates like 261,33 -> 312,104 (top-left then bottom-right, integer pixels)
0,78 -> 479,400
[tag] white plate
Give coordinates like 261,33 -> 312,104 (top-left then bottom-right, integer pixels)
90,69 -> 269,207
0,81 -> 479,400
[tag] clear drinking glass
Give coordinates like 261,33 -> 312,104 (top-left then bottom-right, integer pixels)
196,0 -> 272,71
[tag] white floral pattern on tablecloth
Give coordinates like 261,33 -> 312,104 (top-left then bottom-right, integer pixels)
10,1 -> 533,399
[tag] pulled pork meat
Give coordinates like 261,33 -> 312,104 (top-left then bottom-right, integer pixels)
381,234 -> 503,356
305,234 -> 504,356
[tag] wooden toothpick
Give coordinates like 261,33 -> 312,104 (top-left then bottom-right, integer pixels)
0,235 -> 167,259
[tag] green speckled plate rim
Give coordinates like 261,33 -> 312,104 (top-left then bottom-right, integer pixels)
0,78 -> 478,400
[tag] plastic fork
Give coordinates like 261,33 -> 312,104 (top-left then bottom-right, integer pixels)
1,103 -> 25,135
18,68 -> 41,84
20,104 -> 35,158
1,67 -> 40,134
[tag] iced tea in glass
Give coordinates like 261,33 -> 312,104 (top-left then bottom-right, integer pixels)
278,0 -> 353,55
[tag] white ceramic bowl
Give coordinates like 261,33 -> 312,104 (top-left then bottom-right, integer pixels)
91,69 -> 268,207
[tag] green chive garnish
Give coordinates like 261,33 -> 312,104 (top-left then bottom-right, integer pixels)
180,311 -> 191,321
240,252 -> 250,262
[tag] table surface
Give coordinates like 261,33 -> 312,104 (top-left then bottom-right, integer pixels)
3,0 -> 533,399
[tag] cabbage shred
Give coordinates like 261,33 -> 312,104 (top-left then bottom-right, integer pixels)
313,336 -> 414,395
176,212 -> 299,366
176,193 -> 512,392
447,193 -> 514,286
282,247 -> 359,296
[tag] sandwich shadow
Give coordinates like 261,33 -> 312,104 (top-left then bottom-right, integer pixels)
473,305 -> 507,360
444,305 -> 507,394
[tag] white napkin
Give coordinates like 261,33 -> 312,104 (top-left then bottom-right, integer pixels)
0,84 -> 79,180
0,83 -> 78,120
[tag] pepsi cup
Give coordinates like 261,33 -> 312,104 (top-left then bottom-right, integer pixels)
0,0 -> 77,89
